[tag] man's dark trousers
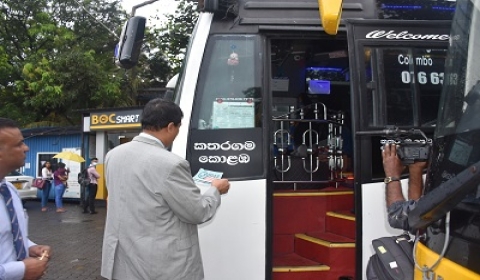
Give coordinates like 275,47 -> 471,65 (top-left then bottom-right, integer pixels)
83,183 -> 98,213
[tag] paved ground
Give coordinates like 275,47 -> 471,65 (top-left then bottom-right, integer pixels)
25,199 -> 107,280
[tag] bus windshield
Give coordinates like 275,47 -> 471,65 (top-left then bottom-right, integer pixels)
436,0 -> 480,138
420,0 -> 480,220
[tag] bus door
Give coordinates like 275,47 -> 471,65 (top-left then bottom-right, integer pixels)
345,19 -> 451,279
181,33 -> 269,280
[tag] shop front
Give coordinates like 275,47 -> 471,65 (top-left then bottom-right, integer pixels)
82,107 -> 143,199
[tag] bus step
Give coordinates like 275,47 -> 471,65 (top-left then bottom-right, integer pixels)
326,210 -> 356,240
273,253 -> 330,280
294,232 -> 355,275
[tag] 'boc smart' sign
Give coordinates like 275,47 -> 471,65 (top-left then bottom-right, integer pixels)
90,109 -> 142,130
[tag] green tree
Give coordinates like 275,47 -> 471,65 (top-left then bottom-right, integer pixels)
0,0 -> 199,127
0,0 -> 129,126
141,0 -> 198,86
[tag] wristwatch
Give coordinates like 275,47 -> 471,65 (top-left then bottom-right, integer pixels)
384,176 -> 400,184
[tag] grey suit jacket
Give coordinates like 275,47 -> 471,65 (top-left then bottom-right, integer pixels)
101,135 -> 221,280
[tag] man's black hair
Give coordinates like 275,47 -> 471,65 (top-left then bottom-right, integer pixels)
91,157 -> 98,161
141,98 -> 183,131
0,118 -> 19,130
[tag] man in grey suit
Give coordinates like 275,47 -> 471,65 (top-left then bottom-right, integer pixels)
101,99 -> 230,280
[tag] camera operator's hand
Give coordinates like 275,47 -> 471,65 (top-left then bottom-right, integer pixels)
408,160 -> 428,174
382,143 -> 405,178
407,159 -> 428,201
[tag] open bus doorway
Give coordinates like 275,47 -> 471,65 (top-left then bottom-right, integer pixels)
268,19 -> 451,278
269,37 -> 353,191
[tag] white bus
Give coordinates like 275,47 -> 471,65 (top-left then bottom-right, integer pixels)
116,0 -> 480,279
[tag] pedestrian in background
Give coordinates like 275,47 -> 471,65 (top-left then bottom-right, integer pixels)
0,117 -> 51,280
53,162 -> 69,213
40,161 -> 53,212
83,157 -> 100,214
101,98 -> 230,280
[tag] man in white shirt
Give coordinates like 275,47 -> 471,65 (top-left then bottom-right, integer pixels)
84,157 -> 100,214
0,118 -> 51,280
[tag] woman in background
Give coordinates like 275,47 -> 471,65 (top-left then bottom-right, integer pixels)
53,162 -> 69,213
41,161 -> 53,212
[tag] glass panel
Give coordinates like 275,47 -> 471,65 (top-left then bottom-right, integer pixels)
363,47 -> 376,127
192,35 -> 262,130
107,131 -> 139,152
187,35 -> 264,180
422,2 -> 480,271
363,46 -> 447,128
436,0 -> 480,137
37,154 -> 59,177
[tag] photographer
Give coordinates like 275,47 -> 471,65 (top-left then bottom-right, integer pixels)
382,143 -> 427,231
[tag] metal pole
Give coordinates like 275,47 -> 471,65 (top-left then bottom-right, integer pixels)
131,0 -> 160,16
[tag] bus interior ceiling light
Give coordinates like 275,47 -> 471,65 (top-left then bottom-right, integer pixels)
318,0 -> 342,35
381,3 -> 457,11
306,67 -> 344,72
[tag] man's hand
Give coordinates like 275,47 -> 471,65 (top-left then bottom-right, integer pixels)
211,179 -> 230,195
408,160 -> 428,174
407,159 -> 428,201
382,144 -> 405,178
29,245 -> 51,259
23,257 -> 48,280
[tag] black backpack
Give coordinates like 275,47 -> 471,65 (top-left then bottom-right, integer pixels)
77,168 -> 90,185
366,234 -> 414,280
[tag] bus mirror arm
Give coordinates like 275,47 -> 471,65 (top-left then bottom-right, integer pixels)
408,159 -> 480,231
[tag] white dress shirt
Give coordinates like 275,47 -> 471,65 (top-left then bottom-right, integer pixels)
0,179 -> 36,280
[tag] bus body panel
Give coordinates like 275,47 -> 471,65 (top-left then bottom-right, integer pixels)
414,243 -> 480,279
173,11 -> 268,280
198,179 -> 267,280
172,13 -> 214,159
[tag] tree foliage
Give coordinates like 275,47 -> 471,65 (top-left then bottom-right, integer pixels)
0,0 -> 128,126
0,0 -> 198,127
141,0 -> 198,86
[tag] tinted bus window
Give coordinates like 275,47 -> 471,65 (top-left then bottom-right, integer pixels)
363,47 -> 447,128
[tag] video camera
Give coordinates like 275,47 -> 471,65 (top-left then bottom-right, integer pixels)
379,126 -> 432,165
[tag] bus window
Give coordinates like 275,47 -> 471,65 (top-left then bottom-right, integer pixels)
362,46 -> 447,128
187,35 -> 264,180
191,35 -> 262,130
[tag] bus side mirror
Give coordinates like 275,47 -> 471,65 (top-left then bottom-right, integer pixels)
116,16 -> 147,69
318,0 -> 342,35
